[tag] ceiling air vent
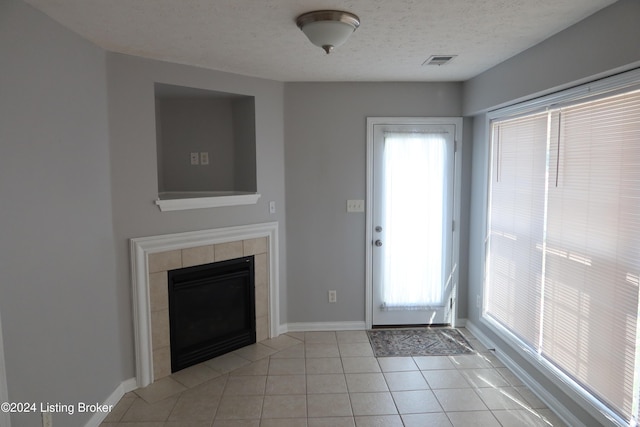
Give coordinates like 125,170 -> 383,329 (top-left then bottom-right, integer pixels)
423,55 -> 457,66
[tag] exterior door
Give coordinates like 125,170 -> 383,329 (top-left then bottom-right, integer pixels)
369,119 -> 457,326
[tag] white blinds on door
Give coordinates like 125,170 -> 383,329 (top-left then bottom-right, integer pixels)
486,90 -> 640,422
381,133 -> 447,309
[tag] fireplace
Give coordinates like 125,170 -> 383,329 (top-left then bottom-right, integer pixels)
130,222 -> 280,387
168,256 -> 256,372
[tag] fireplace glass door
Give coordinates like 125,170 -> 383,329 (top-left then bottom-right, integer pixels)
168,256 -> 256,372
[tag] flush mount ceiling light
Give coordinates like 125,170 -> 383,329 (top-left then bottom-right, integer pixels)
296,10 -> 360,54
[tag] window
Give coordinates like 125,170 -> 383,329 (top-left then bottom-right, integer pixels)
485,80 -> 640,425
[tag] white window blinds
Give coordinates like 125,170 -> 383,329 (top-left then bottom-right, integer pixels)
486,113 -> 547,347
486,89 -> 640,423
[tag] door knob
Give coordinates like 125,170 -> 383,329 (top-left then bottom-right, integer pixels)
374,240 -> 383,247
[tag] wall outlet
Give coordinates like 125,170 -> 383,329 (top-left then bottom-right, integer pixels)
476,295 -> 481,308
200,152 -> 209,165
328,290 -> 337,303
347,199 -> 365,213
42,412 -> 53,427
190,152 -> 199,165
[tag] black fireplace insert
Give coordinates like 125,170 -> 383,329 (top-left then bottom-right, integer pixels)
168,255 -> 256,372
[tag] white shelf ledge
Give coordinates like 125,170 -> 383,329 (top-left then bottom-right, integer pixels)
155,192 -> 261,211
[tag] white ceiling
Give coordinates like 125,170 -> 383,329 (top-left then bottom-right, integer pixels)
24,0 -> 616,82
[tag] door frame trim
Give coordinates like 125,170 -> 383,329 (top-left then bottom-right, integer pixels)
0,307 -> 10,427
365,117 -> 464,329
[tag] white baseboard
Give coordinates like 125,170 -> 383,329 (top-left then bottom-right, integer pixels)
282,321 -> 366,333
84,378 -> 137,427
281,321 -> 468,334
465,321 -> 586,427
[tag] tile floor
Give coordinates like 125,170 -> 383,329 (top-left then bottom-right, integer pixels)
100,329 -> 568,427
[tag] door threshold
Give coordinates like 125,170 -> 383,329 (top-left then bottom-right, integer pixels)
371,323 -> 451,329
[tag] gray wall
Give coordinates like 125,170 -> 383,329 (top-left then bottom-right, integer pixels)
464,1 -> 640,424
0,1 -> 122,426
107,53 -> 287,379
233,98 -> 258,193
463,0 -> 640,116
156,97 -> 236,192
284,82 -> 464,323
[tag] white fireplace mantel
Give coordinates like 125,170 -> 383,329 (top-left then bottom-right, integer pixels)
130,222 -> 280,387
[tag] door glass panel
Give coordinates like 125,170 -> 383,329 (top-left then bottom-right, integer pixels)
381,133 -> 447,309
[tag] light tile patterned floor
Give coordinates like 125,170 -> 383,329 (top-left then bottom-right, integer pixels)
100,329 -> 568,427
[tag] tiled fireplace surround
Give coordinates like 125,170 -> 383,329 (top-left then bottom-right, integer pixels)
130,222 -> 279,388
148,237 -> 269,378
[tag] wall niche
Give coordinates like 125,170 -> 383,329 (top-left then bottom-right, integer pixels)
154,83 -> 258,211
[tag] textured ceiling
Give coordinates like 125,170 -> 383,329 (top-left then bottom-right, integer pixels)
24,0 -> 616,82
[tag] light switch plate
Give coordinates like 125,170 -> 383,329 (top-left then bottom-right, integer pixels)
328,290 -> 337,303
347,199 -> 365,213
200,152 -> 209,165
190,152 -> 199,165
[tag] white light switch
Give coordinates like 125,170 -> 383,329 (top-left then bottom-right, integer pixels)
347,199 -> 365,213
269,201 -> 276,214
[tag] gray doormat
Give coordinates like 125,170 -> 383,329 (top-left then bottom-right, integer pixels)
367,328 -> 474,357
